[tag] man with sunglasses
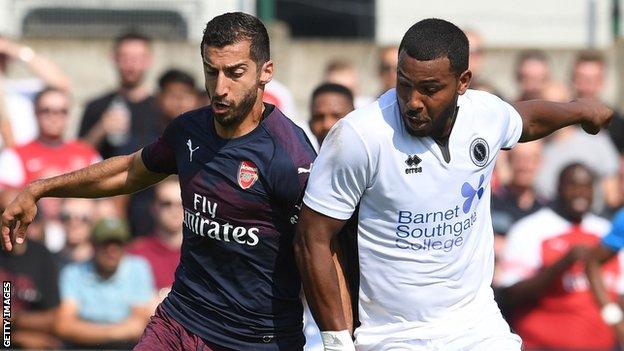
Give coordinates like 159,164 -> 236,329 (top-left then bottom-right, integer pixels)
0,87 -> 101,189
0,87 -> 101,252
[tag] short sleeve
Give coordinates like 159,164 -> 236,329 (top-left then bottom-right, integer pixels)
141,120 -> 178,174
496,220 -> 542,287
303,120 -> 371,220
126,257 -> 155,306
59,265 -> 80,301
499,100 -> 523,150
0,149 -> 25,188
269,132 -> 316,225
602,209 -> 624,252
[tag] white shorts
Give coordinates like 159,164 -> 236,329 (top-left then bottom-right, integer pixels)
354,310 -> 521,351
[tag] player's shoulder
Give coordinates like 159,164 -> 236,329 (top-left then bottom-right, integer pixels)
459,89 -> 514,115
14,140 -> 39,152
339,89 -> 398,142
613,208 -> 624,227
583,213 -> 612,235
122,254 -> 152,274
60,260 -> 90,279
507,207 -> 562,239
261,105 -> 316,155
63,140 -> 98,153
461,89 -> 507,105
174,105 -> 211,125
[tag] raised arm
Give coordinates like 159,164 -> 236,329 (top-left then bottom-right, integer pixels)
514,98 -> 613,142
1,150 -> 168,250
0,37 -> 71,92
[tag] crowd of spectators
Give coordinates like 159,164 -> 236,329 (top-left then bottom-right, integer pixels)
0,27 -> 624,350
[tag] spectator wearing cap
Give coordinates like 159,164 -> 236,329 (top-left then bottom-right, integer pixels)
56,218 -> 155,349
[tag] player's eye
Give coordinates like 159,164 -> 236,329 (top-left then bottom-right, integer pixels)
420,86 -> 440,96
398,78 -> 412,88
206,69 -> 218,77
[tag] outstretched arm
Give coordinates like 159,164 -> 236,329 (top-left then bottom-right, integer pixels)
514,98 -> 613,142
1,150 -> 168,250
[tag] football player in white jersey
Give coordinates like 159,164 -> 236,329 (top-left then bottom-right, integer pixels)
294,18 -> 613,351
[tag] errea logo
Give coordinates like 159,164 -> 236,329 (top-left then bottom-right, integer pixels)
405,154 -> 422,174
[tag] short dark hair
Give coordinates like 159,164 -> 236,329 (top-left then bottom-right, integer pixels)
574,49 -> 605,67
515,49 -> 548,70
558,162 -> 595,186
200,12 -> 270,65
34,87 -> 66,109
158,69 -> 196,91
113,31 -> 151,52
311,83 -> 355,109
398,18 -> 469,75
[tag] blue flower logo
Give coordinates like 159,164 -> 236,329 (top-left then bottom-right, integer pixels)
461,174 -> 485,214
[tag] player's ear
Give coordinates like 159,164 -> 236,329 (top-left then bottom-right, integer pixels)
457,69 -> 472,95
259,59 -> 273,85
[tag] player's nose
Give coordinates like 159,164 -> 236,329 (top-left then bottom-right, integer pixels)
214,72 -> 230,97
322,116 -> 334,132
407,90 -> 425,111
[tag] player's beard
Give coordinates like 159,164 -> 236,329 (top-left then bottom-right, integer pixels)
213,85 -> 258,128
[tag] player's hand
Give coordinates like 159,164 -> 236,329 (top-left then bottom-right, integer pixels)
575,98 -> 613,135
1,188 -> 38,251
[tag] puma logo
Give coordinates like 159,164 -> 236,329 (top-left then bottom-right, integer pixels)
187,139 -> 199,162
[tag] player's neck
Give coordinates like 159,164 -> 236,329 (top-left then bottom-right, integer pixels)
432,106 -> 459,142
214,99 -> 265,139
118,85 -> 149,103
553,202 -> 583,224
37,135 -> 64,147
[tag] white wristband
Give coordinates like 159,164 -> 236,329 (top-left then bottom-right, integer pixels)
601,302 -> 624,325
321,330 -> 355,351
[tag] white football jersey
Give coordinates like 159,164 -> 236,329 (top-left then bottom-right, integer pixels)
303,89 -> 523,347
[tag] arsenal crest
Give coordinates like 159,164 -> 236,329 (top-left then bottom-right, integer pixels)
238,161 -> 259,189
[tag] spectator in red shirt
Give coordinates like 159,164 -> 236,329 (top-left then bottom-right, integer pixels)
0,87 -> 101,188
127,176 -> 182,303
0,87 -> 101,250
497,163 -> 620,350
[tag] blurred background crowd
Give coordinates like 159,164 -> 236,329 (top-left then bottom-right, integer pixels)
1,0 -> 624,350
